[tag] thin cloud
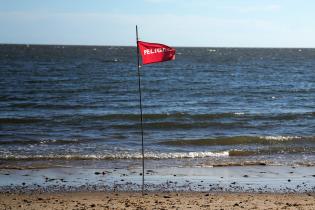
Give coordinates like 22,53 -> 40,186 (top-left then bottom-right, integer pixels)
227,4 -> 281,13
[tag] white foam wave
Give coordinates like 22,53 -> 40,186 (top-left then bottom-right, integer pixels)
85,151 -> 229,159
144,151 -> 229,159
234,112 -> 245,115
260,136 -> 302,141
2,151 -> 230,160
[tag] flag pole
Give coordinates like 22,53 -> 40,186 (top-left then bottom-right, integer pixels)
136,25 -> 145,195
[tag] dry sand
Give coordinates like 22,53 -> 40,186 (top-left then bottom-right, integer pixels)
1,192 -> 315,209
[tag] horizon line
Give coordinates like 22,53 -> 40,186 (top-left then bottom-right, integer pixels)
1,42 -> 315,49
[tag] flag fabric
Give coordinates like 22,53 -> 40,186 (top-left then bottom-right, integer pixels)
137,41 -> 176,65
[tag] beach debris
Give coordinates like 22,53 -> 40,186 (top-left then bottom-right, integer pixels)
23,199 -> 31,204
44,177 -> 56,182
94,171 -> 108,175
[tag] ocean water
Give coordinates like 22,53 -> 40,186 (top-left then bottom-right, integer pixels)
0,45 -> 314,168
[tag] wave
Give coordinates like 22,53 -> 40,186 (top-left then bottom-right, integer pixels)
74,113 -> 238,121
0,117 -> 45,124
71,112 -> 315,129
1,112 -> 313,125
9,103 -> 97,109
229,147 -> 315,156
1,135 -> 313,147
0,151 -> 229,161
0,113 -> 208,125
2,146 -> 315,161
251,112 -> 315,121
86,113 -> 187,121
76,112 -> 315,121
160,136 -> 315,146
0,139 -> 87,145
113,121 -> 247,130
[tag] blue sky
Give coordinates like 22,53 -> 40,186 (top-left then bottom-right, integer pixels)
1,0 -> 315,47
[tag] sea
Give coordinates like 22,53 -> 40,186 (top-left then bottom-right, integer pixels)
0,44 -> 314,169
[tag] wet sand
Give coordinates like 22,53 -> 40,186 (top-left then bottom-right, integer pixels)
1,165 -> 315,193
1,191 -> 315,209
1,165 -> 315,209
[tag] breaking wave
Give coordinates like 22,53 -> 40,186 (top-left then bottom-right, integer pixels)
0,151 -> 229,161
2,146 -> 315,161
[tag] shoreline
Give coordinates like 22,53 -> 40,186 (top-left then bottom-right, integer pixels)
1,165 -> 315,194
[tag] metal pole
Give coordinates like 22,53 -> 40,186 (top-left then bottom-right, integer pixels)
136,25 -> 145,195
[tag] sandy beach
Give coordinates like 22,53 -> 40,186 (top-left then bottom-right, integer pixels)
1,191 -> 315,209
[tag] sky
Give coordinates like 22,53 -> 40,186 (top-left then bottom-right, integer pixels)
0,0 -> 315,48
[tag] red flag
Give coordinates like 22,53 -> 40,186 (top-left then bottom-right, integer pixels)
137,41 -> 176,65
